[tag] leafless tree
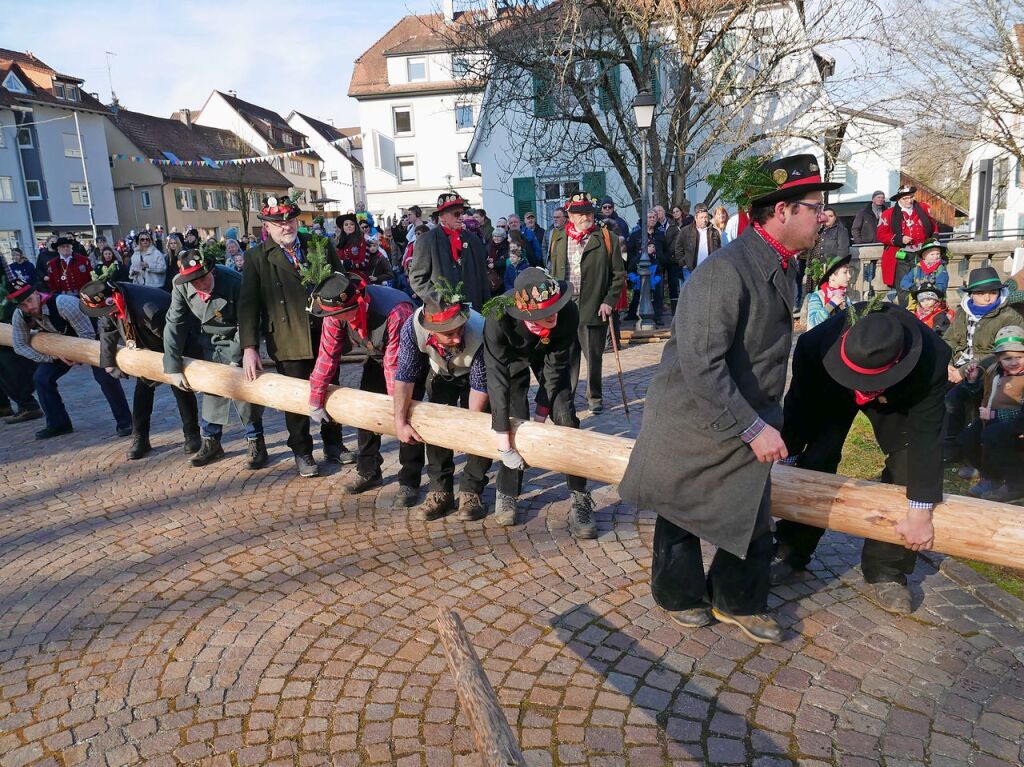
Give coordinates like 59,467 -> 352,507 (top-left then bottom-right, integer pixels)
435,0 -> 900,209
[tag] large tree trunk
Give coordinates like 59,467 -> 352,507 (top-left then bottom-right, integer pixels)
2,325 -> 1021,571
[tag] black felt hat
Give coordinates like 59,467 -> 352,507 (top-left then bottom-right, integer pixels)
962,267 -> 1003,294
79,279 -> 118,317
257,195 -> 301,222
53,235 -> 76,248
436,192 -> 468,215
750,154 -> 843,207
308,272 -> 361,318
4,278 -> 35,304
890,185 -> 916,202
335,213 -> 358,231
173,249 -> 214,286
566,192 -> 597,214
911,281 -> 945,302
823,304 -> 923,391
506,267 -> 573,321
816,254 -> 852,288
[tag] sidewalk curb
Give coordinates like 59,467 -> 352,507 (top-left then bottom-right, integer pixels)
929,554 -> 1024,631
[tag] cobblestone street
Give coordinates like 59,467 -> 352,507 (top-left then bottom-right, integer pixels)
1,341 -> 1023,767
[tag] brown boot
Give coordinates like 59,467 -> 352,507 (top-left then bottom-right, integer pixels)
457,491 -> 485,521
418,491 -> 454,521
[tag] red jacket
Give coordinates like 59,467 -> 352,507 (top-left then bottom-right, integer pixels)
44,254 -> 93,295
876,202 -> 937,287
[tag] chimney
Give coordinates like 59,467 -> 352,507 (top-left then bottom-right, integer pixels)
178,108 -> 192,128
442,0 -> 455,21
486,0 -> 497,19
227,89 -> 237,98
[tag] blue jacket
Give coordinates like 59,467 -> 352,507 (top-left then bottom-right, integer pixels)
899,263 -> 948,294
504,257 -> 530,291
517,227 -> 542,267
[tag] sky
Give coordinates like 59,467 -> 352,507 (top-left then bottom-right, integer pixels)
3,0 -> 438,127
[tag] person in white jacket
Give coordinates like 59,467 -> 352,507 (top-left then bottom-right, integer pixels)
129,233 -> 166,287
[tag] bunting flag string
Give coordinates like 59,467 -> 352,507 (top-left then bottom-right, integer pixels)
109,134 -> 364,167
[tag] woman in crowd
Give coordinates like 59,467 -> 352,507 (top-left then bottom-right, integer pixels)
95,246 -> 129,282
8,248 -> 35,285
225,238 -> 245,272
128,231 -> 166,288
712,206 -> 731,246
487,227 -> 509,297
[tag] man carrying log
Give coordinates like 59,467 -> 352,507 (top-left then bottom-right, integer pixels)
619,155 -> 838,644
80,277 -> 201,460
392,289 -> 492,522
772,303 -> 947,614
307,273 -> 424,506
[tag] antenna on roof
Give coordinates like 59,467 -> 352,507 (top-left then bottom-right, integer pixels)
104,51 -> 118,105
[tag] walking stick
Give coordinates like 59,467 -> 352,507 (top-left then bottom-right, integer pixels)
607,318 -> 630,422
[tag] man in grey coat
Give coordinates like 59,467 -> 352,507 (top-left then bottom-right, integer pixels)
619,155 -> 838,644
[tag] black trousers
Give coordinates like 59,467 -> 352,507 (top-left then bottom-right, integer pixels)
945,381 -> 980,450
424,373 -> 491,494
666,263 -> 682,317
496,363 -> 584,497
0,346 -> 38,411
273,356 -> 342,456
132,379 -> 200,439
569,323 -> 606,404
776,448 -> 918,584
960,419 -> 1024,485
357,357 -> 424,487
651,480 -> 773,616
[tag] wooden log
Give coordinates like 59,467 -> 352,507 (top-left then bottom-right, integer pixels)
2,324 -> 1023,571
435,609 -> 526,767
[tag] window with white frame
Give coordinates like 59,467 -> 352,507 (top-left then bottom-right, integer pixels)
65,85 -> 78,101
0,129 -> 4,148
288,158 -> 302,175
0,231 -> 19,258
393,107 -> 413,135
228,192 -> 240,210
204,190 -> 219,210
141,190 -> 152,209
17,128 -> 32,148
25,180 -> 42,199
407,57 -> 427,82
455,104 -> 475,131
249,192 -> 260,211
306,162 -> 314,177
70,183 -> 90,206
397,155 -> 416,184
62,133 -> 83,158
329,170 -> 339,182
451,55 -> 470,79
282,132 -> 293,146
178,188 -> 197,210
0,177 -> 15,202
458,152 -> 473,180
2,72 -> 28,94
54,82 -> 65,99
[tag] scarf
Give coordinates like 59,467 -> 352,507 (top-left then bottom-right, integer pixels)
282,240 -> 304,270
919,259 -> 942,276
752,222 -> 799,271
111,290 -> 130,321
855,389 -> 885,406
524,318 -> 555,343
441,226 -> 462,264
966,298 -> 1000,318
916,304 -> 947,326
821,285 -> 846,306
565,221 -> 595,244
347,282 -> 372,340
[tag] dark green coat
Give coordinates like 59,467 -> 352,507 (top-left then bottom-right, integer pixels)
944,295 -> 1024,370
548,223 -> 625,327
238,233 -> 343,361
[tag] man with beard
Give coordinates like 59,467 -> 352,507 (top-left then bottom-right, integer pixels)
239,196 -> 349,477
409,193 -> 490,311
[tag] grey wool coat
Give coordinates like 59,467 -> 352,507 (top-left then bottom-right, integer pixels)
408,226 -> 490,311
618,226 -> 798,557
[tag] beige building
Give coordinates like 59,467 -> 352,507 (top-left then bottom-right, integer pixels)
104,107 -> 290,240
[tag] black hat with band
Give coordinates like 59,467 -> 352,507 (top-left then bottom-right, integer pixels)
506,267 -> 573,321
822,304 -> 923,391
174,249 -> 214,285
962,267 -> 1003,294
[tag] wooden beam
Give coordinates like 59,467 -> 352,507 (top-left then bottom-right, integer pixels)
435,609 -> 526,767
2,324 -> 1022,571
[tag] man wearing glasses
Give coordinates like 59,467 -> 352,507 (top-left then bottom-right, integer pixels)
620,155 -> 838,645
596,197 -> 629,242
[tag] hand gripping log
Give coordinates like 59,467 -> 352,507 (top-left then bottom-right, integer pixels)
2,324 -> 1021,571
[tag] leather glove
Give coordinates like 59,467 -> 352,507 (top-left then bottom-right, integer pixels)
310,406 -> 333,425
167,372 -> 191,391
499,447 -> 527,471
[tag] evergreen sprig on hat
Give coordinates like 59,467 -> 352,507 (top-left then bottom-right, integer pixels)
706,156 -> 777,210
200,240 -> 226,265
433,277 -> 467,307
90,263 -> 120,284
300,235 -> 333,289
481,293 -> 515,320
845,292 -> 886,325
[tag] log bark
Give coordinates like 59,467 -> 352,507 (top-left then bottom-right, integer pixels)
435,609 -> 526,767
1,324 -> 1022,571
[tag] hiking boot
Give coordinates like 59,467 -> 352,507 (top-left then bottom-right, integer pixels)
418,491 -> 454,521
184,433 -> 202,454
957,466 -> 980,480
667,607 -> 713,628
868,582 -> 913,615
5,408 -> 43,424
967,478 -> 996,498
394,485 -> 419,508
35,424 -> 73,440
567,491 -> 597,539
983,483 -> 1024,503
494,492 -> 518,526
323,443 -> 356,465
457,491 -> 485,521
589,399 -> 604,415
711,609 -> 784,644
246,436 -> 268,469
345,472 -> 382,494
116,425 -> 133,437
294,453 -> 319,477
190,437 -> 225,467
126,434 -> 151,460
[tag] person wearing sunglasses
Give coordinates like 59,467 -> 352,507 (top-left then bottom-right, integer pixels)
129,233 -> 166,288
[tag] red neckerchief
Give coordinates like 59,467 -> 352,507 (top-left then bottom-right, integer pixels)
524,318 -> 555,343
426,335 -> 460,359
752,222 -> 799,271
346,284 -> 371,340
854,389 -> 885,405
565,221 -> 595,244
821,285 -> 846,305
441,226 -> 462,264
919,259 -> 942,275
916,305 -> 947,326
111,290 -> 129,321
194,288 -> 212,303
282,242 -> 302,270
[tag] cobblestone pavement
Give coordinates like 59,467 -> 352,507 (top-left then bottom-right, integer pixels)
1,341 -> 1023,767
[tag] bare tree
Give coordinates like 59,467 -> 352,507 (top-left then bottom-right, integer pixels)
436,0 -> 897,210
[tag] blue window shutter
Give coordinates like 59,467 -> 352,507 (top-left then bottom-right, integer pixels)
533,73 -> 553,118
512,177 -> 535,220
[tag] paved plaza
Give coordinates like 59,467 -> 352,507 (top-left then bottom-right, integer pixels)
0,341 -> 1023,767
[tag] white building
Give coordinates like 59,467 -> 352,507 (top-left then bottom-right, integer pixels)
348,10 -> 484,219
827,109 -> 904,222
286,112 -> 365,215
193,91 -> 324,224
0,49 -> 118,251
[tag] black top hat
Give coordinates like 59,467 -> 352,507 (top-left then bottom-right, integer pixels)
911,281 -> 945,301
823,305 -> 923,391
79,279 -> 120,317
308,272 -> 361,318
890,185 -> 917,202
749,154 -> 843,207
173,249 -> 214,286
257,195 -> 301,222
53,236 -> 75,248
962,266 -> 1003,294
436,193 -> 468,215
507,267 -> 574,321
566,192 -> 597,214
4,278 -> 35,304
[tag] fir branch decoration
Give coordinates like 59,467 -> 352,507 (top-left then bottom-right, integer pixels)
433,277 -> 466,306
90,263 -> 119,283
481,294 -> 514,320
845,292 -> 887,325
706,156 -> 777,210
300,235 -> 333,289
201,241 -> 226,265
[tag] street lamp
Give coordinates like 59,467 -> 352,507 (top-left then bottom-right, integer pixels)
632,91 -> 657,330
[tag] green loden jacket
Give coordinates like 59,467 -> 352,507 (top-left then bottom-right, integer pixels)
547,222 -> 625,327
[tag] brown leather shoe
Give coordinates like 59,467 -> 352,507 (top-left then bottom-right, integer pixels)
457,491 -> 485,521
711,609 -> 784,644
418,491 -> 454,521
667,607 -> 713,628
868,582 -> 913,615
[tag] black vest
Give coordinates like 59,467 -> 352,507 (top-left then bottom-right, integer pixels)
347,284 -> 413,360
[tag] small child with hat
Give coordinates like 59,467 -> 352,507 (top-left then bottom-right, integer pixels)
959,325 -> 1024,502
899,238 -> 949,299
910,281 -> 954,336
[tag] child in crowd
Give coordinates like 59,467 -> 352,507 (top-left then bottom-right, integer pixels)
959,325 -> 1024,502
503,236 -> 530,291
911,281 -> 954,336
805,254 -> 851,328
899,238 -> 948,305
